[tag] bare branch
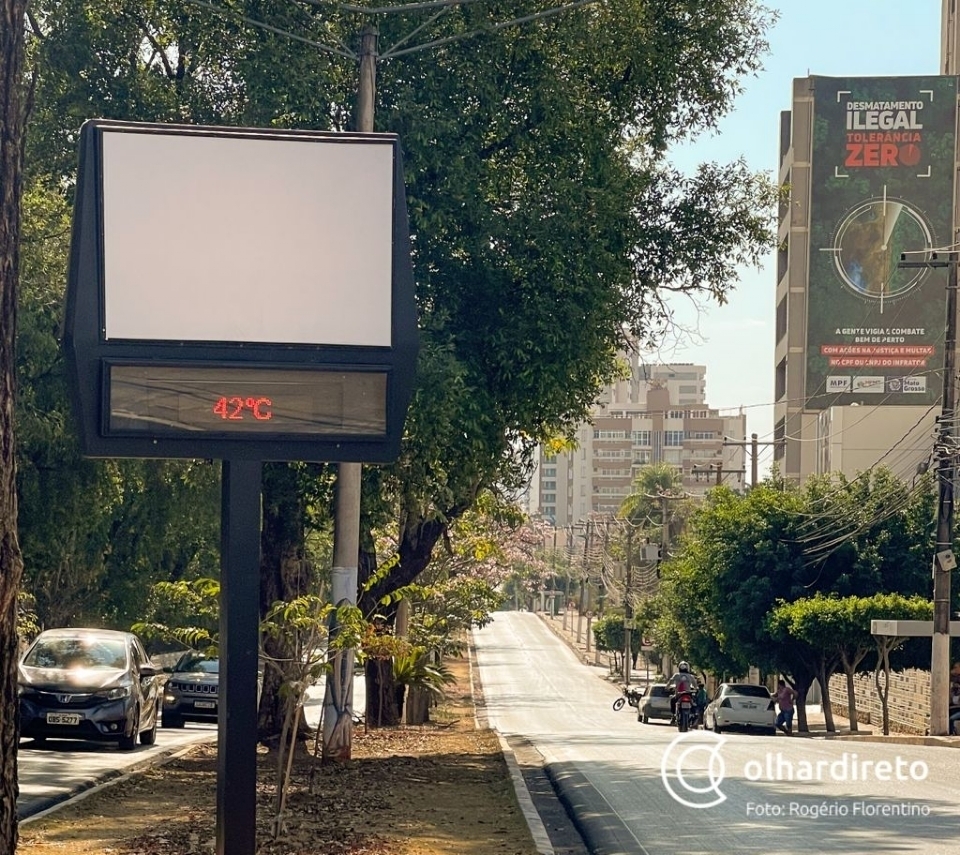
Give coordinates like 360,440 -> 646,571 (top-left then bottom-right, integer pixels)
182,0 -> 357,60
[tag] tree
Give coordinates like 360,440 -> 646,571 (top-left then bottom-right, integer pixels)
768,596 -> 848,732
654,468 -> 935,732
20,0 -> 779,739
0,0 -> 28,846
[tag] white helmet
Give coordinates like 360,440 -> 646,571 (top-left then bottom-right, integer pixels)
678,661 -> 690,672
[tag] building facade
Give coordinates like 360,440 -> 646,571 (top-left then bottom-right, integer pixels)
773,74 -> 958,483
534,356 -> 746,526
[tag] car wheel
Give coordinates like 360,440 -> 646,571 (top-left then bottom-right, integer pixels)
713,719 -> 722,734
162,713 -> 184,729
119,710 -> 138,750
140,716 -> 158,746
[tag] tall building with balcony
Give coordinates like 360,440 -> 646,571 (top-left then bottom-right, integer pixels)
535,357 -> 746,526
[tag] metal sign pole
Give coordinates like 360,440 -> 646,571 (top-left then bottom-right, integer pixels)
217,459 -> 263,855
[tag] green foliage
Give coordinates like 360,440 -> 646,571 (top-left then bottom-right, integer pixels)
652,468 -> 937,682
383,577 -> 505,658
132,578 -> 222,653
592,614 -> 640,659
392,649 -> 456,699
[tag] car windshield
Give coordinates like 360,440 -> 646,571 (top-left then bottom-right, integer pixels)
650,686 -> 670,697
725,685 -> 770,698
23,637 -> 127,670
175,656 -> 219,674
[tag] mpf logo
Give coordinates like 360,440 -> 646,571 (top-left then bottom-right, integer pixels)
660,731 -> 726,809
826,375 -> 851,393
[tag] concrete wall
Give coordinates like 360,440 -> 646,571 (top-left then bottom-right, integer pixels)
828,669 -> 930,734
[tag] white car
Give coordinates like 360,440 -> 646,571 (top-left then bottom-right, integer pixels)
703,683 -> 776,735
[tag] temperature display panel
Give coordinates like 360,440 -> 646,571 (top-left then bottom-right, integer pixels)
107,364 -> 387,437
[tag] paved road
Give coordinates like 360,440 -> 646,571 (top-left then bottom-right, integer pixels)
473,611 -> 960,855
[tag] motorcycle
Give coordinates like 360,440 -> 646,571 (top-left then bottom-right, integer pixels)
675,689 -> 696,732
612,685 -> 644,712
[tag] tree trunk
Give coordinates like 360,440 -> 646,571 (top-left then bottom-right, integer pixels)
0,0 -> 27,846
818,664 -> 836,732
258,463 -> 311,742
358,514 -> 452,729
405,686 -> 431,725
365,659 -> 400,727
874,640 -> 899,736
844,664 -> 859,732
792,676 -> 812,733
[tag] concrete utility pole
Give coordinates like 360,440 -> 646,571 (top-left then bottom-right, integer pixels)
722,433 -> 782,489
931,253 -> 957,737
324,25 -> 379,762
623,524 -> 634,686
899,250 -> 957,736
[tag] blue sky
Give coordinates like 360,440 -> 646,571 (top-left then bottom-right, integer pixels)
659,1 -> 943,475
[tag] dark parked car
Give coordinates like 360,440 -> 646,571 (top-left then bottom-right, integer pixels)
162,652 -> 220,728
18,628 -> 161,750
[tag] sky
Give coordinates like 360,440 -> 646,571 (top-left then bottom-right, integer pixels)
658,0 -> 944,477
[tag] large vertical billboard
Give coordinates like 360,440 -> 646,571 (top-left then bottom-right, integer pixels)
805,75 -> 957,409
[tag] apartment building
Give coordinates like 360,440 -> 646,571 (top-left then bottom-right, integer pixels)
534,358 -> 746,526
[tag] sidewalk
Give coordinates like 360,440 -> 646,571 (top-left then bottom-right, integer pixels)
537,611 -> 960,748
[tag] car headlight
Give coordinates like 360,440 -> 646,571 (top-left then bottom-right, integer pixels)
103,686 -> 131,700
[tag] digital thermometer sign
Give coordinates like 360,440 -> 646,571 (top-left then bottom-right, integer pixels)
63,120 -> 418,461
107,364 -> 387,437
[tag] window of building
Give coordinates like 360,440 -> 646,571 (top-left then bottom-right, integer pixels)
665,430 -> 684,446
632,430 -> 651,445
688,431 -> 716,440
543,480 -> 556,490
543,493 -> 556,503
679,385 -> 698,394
594,430 -> 627,440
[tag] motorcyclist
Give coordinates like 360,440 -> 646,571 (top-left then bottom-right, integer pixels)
667,661 -> 698,721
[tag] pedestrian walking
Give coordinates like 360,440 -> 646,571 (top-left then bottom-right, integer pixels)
775,679 -> 797,735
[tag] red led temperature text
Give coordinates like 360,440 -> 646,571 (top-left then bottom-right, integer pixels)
213,396 -> 273,421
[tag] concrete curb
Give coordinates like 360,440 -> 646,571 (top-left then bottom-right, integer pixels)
543,763 -> 649,855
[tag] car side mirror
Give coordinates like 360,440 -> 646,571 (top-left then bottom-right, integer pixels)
139,664 -> 158,678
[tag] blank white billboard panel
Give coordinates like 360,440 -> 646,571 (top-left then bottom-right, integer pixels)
100,130 -> 394,346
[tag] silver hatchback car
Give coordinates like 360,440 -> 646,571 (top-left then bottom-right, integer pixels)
638,683 -> 673,724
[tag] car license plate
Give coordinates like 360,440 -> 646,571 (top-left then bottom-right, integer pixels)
46,712 -> 82,725
742,702 -> 757,709
194,700 -> 216,709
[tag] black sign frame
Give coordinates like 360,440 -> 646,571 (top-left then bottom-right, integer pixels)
64,120 -> 418,462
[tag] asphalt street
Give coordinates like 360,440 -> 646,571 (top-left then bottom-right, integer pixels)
472,610 -> 960,855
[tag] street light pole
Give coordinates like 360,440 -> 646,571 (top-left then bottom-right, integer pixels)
324,24 -> 379,762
